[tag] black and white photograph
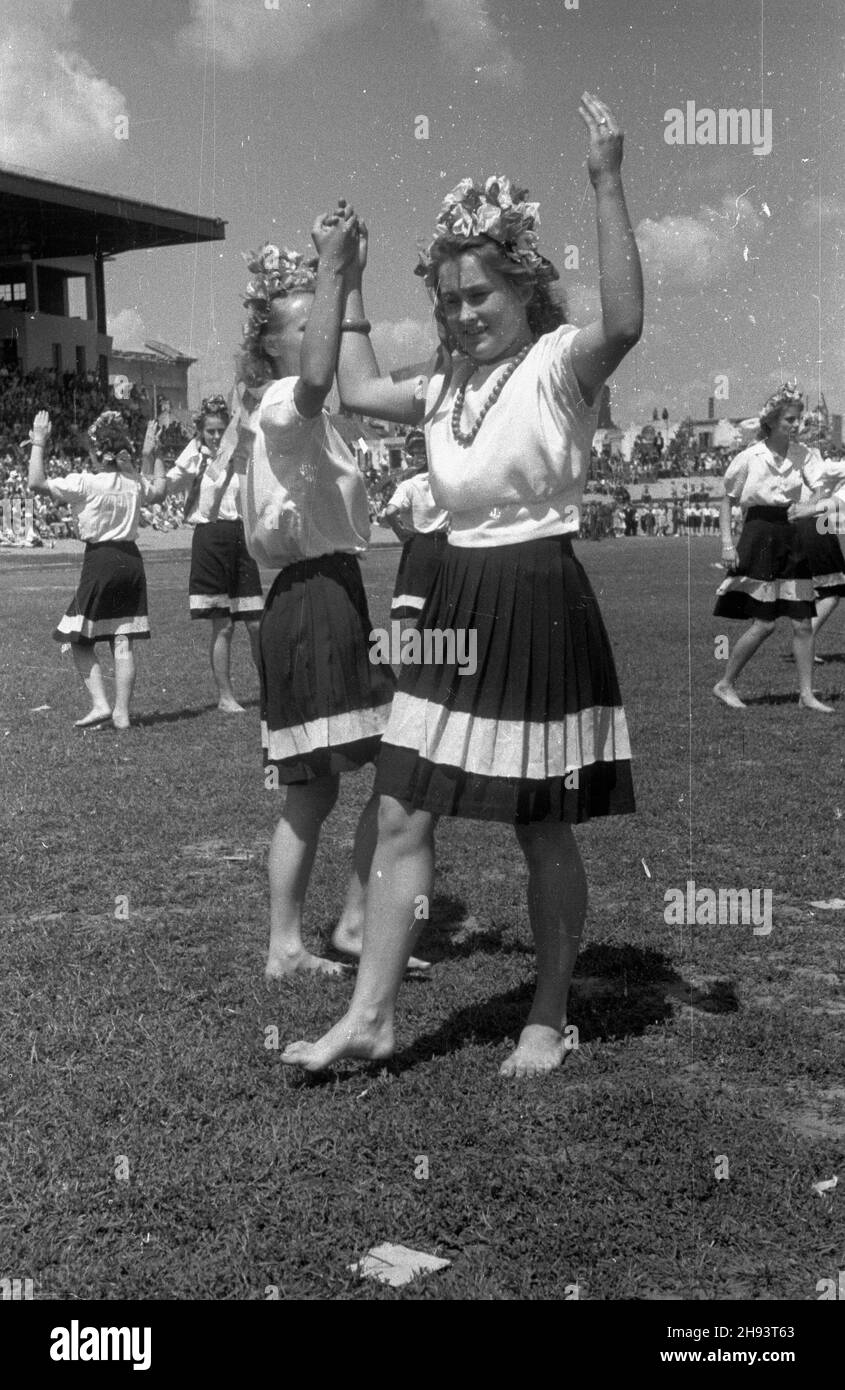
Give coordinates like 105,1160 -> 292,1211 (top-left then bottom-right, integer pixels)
1,0 -> 842,1352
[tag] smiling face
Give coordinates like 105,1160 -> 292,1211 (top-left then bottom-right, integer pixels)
774,404 -> 803,439
200,415 -> 227,455
436,251 -> 532,365
263,292 -> 314,378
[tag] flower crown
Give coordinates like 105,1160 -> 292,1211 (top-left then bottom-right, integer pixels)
242,243 -> 319,320
87,410 -> 134,460
760,381 -> 803,422
193,394 -> 230,432
415,176 -> 559,285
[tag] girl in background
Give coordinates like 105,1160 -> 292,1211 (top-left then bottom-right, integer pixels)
162,397 -> 263,712
28,409 -> 166,729
713,384 -> 832,712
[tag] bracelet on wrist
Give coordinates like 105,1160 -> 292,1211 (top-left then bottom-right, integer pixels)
341,319 -> 371,334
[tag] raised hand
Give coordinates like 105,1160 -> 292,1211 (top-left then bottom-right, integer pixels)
311,202 -> 359,272
30,410 -> 51,446
578,92 -> 624,184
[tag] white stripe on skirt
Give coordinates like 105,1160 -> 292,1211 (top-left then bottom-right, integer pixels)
390,592 -> 426,612
262,702 -> 394,762
190,592 -> 231,610
813,571 -> 845,588
56,613 -> 150,639
229,595 -> 264,614
716,576 -> 815,603
383,691 -> 631,779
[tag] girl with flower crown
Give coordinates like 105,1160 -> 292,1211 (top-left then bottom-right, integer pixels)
713,385 -> 833,712
282,93 -> 643,1077
232,217 -> 429,978
27,409 -> 166,729
158,396 -> 263,712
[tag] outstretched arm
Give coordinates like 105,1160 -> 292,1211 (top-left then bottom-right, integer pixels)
570,93 -> 643,402
337,213 -> 431,425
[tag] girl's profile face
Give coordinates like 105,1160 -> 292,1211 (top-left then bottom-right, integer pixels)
436,251 -> 532,365
201,415 -> 227,453
775,405 -> 802,437
263,293 -> 314,377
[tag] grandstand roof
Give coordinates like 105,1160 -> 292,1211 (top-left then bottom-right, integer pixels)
0,165 -> 225,261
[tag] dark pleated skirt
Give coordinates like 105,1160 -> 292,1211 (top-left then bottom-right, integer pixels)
189,519 -> 263,619
390,530 -> 449,619
374,534 -> 635,824
714,506 -> 816,620
53,540 -> 150,645
793,515 -> 845,597
260,552 -> 396,784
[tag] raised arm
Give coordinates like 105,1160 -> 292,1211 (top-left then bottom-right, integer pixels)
337,215 -> 430,425
28,411 -> 52,494
293,208 -> 359,419
570,94 -> 644,402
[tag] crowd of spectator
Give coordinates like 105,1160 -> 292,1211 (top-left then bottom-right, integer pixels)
1,370 -> 842,549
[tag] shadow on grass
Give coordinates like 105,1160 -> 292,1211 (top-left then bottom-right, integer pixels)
290,944 -> 740,1084
134,698 -> 261,727
740,691 -> 843,707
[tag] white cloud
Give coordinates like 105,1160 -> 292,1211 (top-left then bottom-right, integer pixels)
176,0 -> 520,85
635,194 -> 764,293
108,309 -> 148,352
176,0 -> 376,70
0,1 -> 127,174
421,0 -> 524,88
371,316 -> 437,371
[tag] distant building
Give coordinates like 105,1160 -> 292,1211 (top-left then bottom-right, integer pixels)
109,341 -> 197,414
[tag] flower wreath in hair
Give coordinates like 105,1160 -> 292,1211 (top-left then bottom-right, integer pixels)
757,380 -> 804,435
242,244 -> 318,323
192,394 -> 230,435
87,410 -> 135,462
414,176 -> 559,288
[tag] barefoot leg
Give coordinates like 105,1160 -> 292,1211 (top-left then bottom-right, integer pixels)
245,618 -> 261,679
266,774 -> 350,977
713,618 -> 774,706
330,791 -> 431,971
211,614 -> 244,711
111,635 -> 137,728
71,642 -> 112,725
499,823 -> 587,1078
811,593 -> 839,659
281,796 -> 436,1069
793,617 -> 834,711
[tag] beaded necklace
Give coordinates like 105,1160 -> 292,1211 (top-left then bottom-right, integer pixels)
450,343 -> 532,447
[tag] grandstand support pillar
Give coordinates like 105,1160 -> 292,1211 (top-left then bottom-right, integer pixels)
94,250 -> 108,389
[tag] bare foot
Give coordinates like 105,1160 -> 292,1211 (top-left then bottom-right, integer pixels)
330,921 -> 431,973
218,697 -> 246,713
713,682 -> 746,709
281,1012 -> 394,1071
75,707 -> 112,727
265,948 -> 351,980
799,695 -> 834,713
499,1024 -> 571,1078
111,712 -> 132,730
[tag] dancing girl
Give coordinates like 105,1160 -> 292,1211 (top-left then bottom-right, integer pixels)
713,384 -> 832,712
282,91 -> 643,1076
28,410 -> 166,729
233,229 -> 427,977
162,396 -> 263,712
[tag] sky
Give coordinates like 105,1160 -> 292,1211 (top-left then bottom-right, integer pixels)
2,0 -> 843,426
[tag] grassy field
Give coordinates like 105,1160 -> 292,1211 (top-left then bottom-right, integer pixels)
1,537 -> 843,1301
